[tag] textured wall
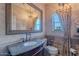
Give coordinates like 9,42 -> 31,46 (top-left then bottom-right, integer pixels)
45,3 -> 64,37
71,3 -> 79,38
45,3 -> 79,38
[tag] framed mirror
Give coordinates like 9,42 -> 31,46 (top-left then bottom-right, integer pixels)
5,3 -> 43,35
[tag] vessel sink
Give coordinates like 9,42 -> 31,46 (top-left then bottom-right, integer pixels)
23,41 -> 37,47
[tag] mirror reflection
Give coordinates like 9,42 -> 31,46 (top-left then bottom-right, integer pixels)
6,3 -> 42,34
11,4 -> 41,31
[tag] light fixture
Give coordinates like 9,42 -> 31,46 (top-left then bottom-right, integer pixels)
57,3 -> 72,56
58,3 -> 71,12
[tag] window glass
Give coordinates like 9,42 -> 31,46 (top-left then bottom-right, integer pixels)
52,12 -> 64,32
34,18 -> 41,31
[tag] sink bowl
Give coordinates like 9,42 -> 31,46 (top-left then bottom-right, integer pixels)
23,41 -> 37,47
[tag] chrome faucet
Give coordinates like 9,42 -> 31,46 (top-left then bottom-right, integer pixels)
25,32 -> 32,41
20,32 -> 32,42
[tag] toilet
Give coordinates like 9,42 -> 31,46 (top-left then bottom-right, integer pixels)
70,48 -> 77,56
44,46 -> 58,56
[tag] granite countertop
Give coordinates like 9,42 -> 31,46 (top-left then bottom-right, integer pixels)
8,39 -> 47,56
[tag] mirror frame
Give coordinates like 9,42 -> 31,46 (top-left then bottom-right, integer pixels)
5,3 -> 43,35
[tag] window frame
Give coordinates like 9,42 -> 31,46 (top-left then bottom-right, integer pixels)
51,12 -> 64,32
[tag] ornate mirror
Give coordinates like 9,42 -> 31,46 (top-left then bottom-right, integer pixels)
5,3 -> 43,35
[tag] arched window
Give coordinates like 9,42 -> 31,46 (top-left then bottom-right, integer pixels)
52,12 -> 64,32
34,18 -> 41,31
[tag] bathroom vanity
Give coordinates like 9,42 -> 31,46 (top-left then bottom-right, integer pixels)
5,3 -> 46,56
7,39 -> 47,56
